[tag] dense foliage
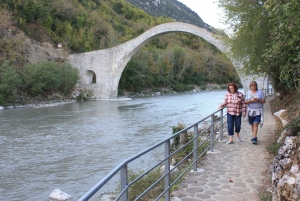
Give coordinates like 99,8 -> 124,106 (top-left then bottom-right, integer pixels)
0,61 -> 79,105
0,0 -> 172,52
0,0 -> 240,104
218,0 -> 300,93
120,42 -> 239,92
125,0 -> 213,31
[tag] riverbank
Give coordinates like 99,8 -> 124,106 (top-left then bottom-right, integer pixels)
0,83 -> 226,110
0,90 -> 229,200
119,83 -> 227,98
0,100 -> 75,110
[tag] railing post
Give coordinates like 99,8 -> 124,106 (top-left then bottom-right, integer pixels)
164,140 -> 170,201
210,114 -> 214,152
120,165 -> 128,201
220,109 -> 224,141
193,124 -> 198,171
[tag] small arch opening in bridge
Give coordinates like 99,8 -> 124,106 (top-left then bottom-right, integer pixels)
86,70 -> 97,84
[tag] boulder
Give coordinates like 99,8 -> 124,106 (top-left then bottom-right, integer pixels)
274,109 -> 288,127
49,189 -> 72,201
271,136 -> 300,201
160,165 -> 178,174
277,130 -> 292,144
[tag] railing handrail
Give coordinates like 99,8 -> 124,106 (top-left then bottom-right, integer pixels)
78,107 -> 227,201
79,88 -> 274,201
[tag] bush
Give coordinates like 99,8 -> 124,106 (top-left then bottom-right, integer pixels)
172,83 -> 194,92
266,130 -> 282,155
259,192 -> 272,201
118,89 -> 125,96
58,63 -> 80,94
127,168 -> 164,200
284,117 -> 300,136
76,90 -> 93,101
0,61 -> 22,104
172,122 -> 185,148
0,61 -> 79,105
200,86 -> 206,90
23,62 -> 79,96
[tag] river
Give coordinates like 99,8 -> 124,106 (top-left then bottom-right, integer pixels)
0,90 -> 229,200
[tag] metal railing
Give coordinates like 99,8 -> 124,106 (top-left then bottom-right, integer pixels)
263,88 -> 274,97
79,108 -> 227,201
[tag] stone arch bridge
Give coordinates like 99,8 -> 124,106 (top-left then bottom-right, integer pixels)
68,22 -> 266,99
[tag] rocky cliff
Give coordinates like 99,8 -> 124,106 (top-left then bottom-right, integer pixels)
271,105 -> 300,201
1,27 -> 65,70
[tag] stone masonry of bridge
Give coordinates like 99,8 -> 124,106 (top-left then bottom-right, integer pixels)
68,22 -> 267,99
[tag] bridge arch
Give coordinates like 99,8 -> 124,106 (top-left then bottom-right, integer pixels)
85,70 -> 97,84
69,22 -> 263,99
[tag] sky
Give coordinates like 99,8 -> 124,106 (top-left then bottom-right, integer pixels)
177,0 -> 226,30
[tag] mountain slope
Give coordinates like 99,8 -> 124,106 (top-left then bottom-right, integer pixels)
125,0 -> 214,31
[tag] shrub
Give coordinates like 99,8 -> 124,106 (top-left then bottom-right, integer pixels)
172,83 -> 194,92
76,90 -> 93,101
266,130 -> 282,155
284,117 -> 300,136
172,122 -> 185,148
0,61 -> 22,105
200,86 -> 206,90
259,192 -> 272,201
58,63 -> 79,94
127,168 -> 163,201
22,62 -> 79,96
118,89 -> 125,96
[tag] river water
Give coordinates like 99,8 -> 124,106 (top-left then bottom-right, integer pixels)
0,90 -> 229,200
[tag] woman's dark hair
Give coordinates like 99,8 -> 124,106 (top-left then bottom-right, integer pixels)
249,81 -> 258,90
227,82 -> 238,93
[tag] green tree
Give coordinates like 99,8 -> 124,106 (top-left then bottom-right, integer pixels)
217,0 -> 300,92
0,61 -> 22,104
263,0 -> 300,91
22,62 -> 79,96
58,63 -> 79,94
217,0 -> 270,75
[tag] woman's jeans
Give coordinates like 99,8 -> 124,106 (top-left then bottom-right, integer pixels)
227,113 -> 242,135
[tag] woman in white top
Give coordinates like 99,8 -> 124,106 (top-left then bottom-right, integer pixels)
245,81 -> 266,144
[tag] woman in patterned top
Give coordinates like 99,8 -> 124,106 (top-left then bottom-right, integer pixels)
219,82 -> 246,144
244,81 -> 266,144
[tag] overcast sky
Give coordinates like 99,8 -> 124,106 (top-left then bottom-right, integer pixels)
177,0 -> 226,30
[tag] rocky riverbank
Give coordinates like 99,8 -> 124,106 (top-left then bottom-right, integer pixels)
119,83 -> 226,98
0,83 -> 226,110
0,100 -> 75,110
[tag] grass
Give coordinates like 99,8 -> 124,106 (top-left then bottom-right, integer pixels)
259,192 -> 273,201
113,123 -> 211,200
266,129 -> 282,155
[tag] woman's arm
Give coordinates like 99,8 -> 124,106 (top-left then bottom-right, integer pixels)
219,94 -> 228,109
245,99 -> 257,104
259,98 -> 266,104
241,93 -> 247,117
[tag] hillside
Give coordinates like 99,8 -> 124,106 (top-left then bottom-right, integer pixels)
0,0 -> 240,105
125,0 -> 213,31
